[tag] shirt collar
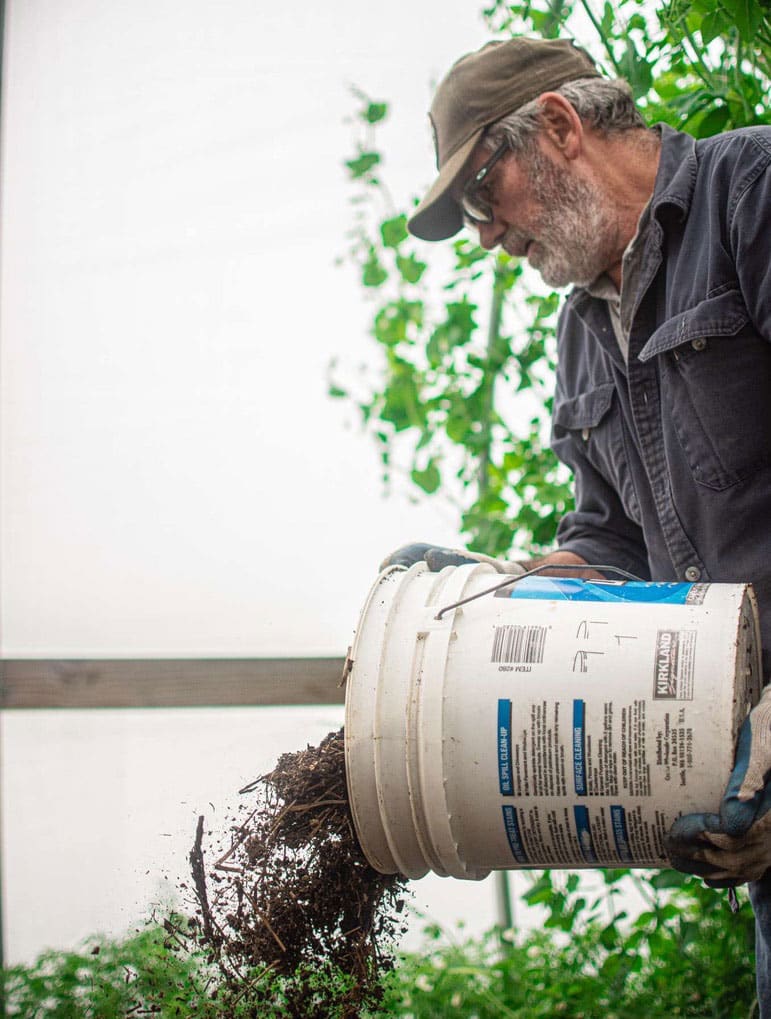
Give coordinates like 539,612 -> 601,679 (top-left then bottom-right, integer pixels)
586,272 -> 619,302
586,197 -> 653,303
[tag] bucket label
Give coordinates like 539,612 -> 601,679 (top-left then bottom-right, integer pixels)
501,805 -> 529,864
497,699 -> 513,795
573,806 -> 599,864
573,700 -> 587,796
653,630 -> 697,699
496,577 -> 705,604
610,805 -> 633,863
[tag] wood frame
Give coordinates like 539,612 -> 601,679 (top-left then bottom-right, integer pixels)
0,659 -> 348,709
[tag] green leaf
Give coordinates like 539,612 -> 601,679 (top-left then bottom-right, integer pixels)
345,151 -> 380,179
527,8 -> 551,34
373,299 -> 423,345
380,214 -> 408,248
362,248 -> 388,288
601,1 -> 615,35
453,239 -> 490,270
396,253 -> 427,284
411,460 -> 441,493
694,103 -> 731,137
380,365 -> 424,431
365,101 -> 388,124
618,43 -> 653,99
649,869 -> 689,890
721,0 -> 764,41
700,8 -> 728,43
603,868 -> 631,885
446,402 -> 472,442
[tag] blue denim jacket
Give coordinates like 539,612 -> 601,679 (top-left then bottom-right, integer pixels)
552,124 -> 771,662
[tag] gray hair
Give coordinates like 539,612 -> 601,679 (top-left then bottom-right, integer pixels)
483,77 -> 647,155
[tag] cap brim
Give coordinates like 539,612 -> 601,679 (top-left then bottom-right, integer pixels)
407,128 -> 483,241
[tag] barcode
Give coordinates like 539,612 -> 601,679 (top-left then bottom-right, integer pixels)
491,625 -> 547,664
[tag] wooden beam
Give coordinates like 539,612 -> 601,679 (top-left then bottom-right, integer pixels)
0,658 -> 347,709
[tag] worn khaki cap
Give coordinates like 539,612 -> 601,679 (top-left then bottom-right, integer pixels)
408,37 -> 600,241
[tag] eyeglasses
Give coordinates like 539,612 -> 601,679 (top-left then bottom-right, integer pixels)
461,140 -> 510,226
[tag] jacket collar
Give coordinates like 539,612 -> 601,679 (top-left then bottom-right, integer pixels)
565,125 -> 696,315
650,124 -> 697,225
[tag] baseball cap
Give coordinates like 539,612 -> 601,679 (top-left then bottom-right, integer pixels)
408,37 -> 600,241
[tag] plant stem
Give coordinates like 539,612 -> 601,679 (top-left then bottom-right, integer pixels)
679,21 -> 720,92
579,0 -> 624,76
735,39 -> 754,123
629,871 -> 660,909
477,264 -> 506,501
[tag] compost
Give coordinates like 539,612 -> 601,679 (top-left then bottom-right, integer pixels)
185,728 -> 409,1017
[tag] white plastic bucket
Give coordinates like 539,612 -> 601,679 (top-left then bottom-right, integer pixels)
344,564 -> 762,880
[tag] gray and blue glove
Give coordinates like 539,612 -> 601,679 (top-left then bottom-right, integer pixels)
379,542 -> 525,575
666,686 -> 771,887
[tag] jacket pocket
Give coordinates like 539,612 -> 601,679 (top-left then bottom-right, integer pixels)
553,381 -> 641,524
640,290 -> 771,491
553,382 -> 615,433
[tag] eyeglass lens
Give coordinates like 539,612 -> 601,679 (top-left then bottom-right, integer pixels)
461,140 -> 509,225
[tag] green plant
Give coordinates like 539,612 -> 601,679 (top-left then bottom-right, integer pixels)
2,869 -> 756,1017
380,870 -> 756,1018
2,923 -> 382,1018
2,919 -> 217,1018
486,0 -> 771,132
336,93 -> 571,559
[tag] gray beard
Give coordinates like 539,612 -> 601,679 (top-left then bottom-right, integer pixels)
517,147 -> 619,289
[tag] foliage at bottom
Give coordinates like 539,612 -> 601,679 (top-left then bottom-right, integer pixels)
3,870 -> 758,1018
382,870 -> 757,1019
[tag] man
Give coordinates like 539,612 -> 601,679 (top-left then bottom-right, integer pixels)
387,36 -> 771,1008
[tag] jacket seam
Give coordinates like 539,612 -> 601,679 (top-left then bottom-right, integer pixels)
728,145 -> 771,227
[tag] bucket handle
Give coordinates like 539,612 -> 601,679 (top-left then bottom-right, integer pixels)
434,563 -> 645,620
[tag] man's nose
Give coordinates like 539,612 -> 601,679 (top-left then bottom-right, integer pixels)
477,219 -> 505,251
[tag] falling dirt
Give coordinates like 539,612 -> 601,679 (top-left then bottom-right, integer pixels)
183,728 -> 410,1017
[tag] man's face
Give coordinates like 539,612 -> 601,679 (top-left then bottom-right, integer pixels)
462,136 -> 619,288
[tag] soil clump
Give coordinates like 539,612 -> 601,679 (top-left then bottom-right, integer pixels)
185,728 -> 409,1017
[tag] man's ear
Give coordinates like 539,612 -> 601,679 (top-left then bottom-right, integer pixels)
536,92 -> 583,159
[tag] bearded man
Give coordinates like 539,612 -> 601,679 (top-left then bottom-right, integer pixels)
386,36 -> 771,1010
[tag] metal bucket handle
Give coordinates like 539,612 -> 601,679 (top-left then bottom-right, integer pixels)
434,563 -> 645,621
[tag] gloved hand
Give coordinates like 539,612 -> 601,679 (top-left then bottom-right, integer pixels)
379,542 -> 525,575
666,686 -> 771,887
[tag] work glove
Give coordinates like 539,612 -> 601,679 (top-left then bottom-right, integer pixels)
666,686 -> 771,887
379,542 -> 525,575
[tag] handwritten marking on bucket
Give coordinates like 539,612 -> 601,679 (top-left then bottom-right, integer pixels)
344,564 -> 762,880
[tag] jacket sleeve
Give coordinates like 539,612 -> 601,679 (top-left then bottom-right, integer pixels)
731,152 -> 771,342
550,310 -> 651,579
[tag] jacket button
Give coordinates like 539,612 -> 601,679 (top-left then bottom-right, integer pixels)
691,337 -> 706,351
581,428 -> 590,441
684,565 -> 701,582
